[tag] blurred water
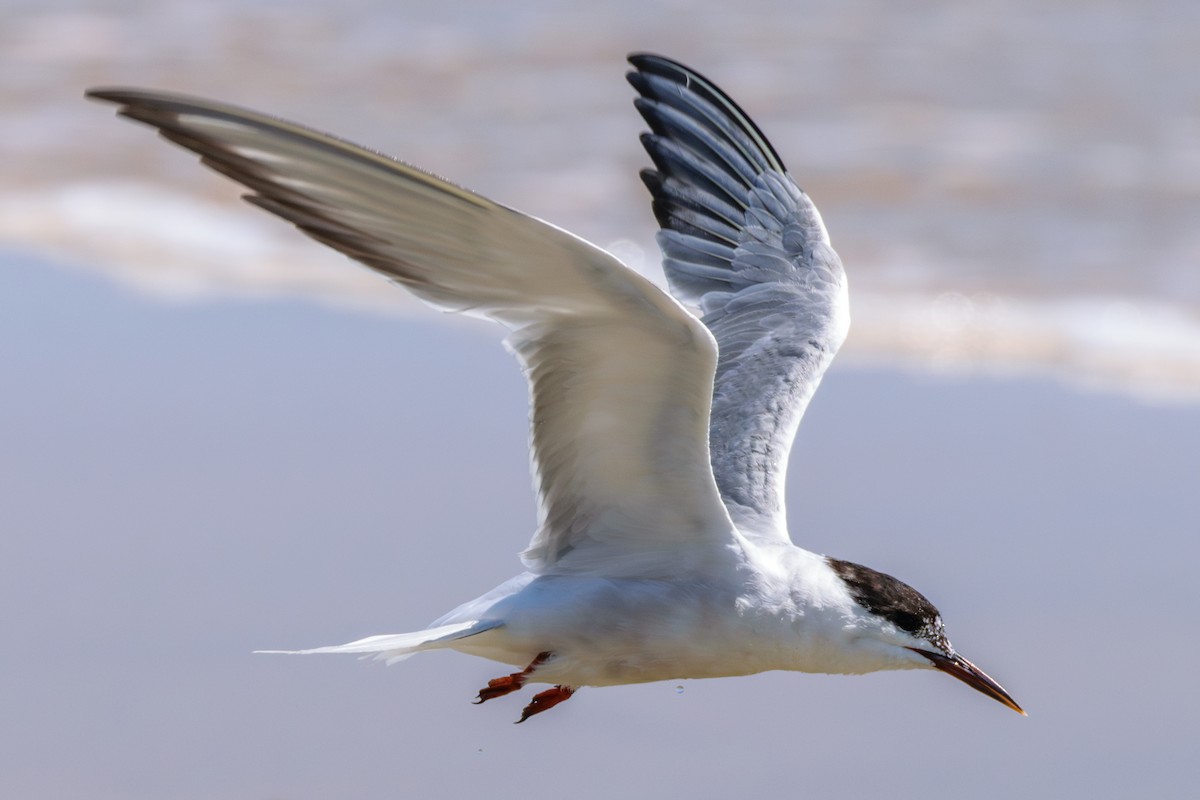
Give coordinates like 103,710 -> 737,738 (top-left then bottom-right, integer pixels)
5,8 -> 1200,798
3,0 -> 1198,400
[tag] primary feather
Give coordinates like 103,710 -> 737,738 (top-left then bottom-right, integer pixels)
85,86 -> 736,578
628,54 -> 850,542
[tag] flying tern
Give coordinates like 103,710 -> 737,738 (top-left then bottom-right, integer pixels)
87,53 -> 1024,722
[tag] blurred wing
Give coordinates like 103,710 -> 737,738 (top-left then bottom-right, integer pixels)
87,88 -> 734,576
627,55 -> 850,543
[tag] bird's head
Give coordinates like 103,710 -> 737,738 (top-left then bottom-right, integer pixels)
827,557 -> 1025,715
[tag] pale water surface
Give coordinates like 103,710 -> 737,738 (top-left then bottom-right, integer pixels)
4,0 -> 1199,400
3,3 -> 1199,799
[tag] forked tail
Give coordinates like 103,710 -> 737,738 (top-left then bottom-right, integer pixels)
255,620 -> 501,666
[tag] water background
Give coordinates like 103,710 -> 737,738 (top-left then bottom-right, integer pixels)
4,4 -> 1200,799
5,0 -> 1199,400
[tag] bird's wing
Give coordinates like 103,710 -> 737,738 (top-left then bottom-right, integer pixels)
627,55 -> 850,543
87,88 -> 735,577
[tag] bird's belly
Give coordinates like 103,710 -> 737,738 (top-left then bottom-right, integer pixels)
454,577 -> 798,687
461,624 -> 780,687
553,633 -> 781,687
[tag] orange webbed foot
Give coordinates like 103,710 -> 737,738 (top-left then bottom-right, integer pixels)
515,685 -> 576,723
473,651 -> 552,705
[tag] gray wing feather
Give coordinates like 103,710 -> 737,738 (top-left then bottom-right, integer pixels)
628,55 -> 850,542
87,86 -> 736,576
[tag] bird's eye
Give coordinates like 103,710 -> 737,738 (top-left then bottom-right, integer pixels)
891,612 -> 923,633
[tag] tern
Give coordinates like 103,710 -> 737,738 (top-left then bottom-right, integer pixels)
87,54 -> 1024,722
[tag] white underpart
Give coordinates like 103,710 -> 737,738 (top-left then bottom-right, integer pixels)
88,57 -> 938,692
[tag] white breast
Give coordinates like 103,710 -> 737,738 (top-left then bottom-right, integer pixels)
447,546 -> 874,687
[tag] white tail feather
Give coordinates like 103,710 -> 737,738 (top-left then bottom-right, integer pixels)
255,620 -> 500,665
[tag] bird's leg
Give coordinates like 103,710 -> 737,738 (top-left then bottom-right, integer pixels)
473,651 -> 553,704
515,685 -> 576,723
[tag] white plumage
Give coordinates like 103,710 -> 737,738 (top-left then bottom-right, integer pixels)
87,54 -> 1023,721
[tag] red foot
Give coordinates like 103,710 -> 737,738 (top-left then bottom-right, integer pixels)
515,685 -> 575,723
473,651 -> 552,705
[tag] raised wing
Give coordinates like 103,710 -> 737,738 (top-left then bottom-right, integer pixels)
627,55 -> 850,543
87,87 -> 735,576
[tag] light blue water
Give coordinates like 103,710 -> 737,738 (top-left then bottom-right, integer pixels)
4,247 -> 1199,799
5,0 -> 1198,399
6,8 -> 1199,796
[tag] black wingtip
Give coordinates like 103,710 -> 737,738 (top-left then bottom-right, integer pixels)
625,53 -> 787,175
626,52 -> 658,68
85,87 -> 126,104
625,53 -> 693,95
84,87 -> 186,118
85,87 -> 176,107
626,52 -> 685,73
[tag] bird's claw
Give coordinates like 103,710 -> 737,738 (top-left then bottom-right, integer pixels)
515,685 -> 575,723
473,651 -> 553,705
